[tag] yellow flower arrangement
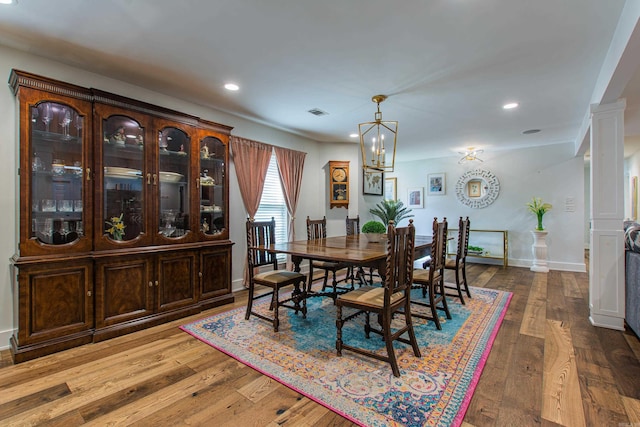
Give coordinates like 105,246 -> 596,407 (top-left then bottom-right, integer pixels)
105,213 -> 126,240
526,197 -> 552,230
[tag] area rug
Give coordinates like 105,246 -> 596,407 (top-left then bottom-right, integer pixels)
180,286 -> 511,427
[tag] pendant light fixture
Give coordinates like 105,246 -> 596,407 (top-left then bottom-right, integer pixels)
458,147 -> 484,164
359,95 -> 398,172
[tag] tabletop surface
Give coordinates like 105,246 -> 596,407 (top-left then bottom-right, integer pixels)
265,234 -> 433,263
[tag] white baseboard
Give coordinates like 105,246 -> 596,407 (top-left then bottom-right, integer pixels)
0,328 -> 14,351
507,258 -> 587,273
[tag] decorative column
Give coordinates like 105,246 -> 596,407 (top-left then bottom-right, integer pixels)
530,230 -> 549,273
589,100 -> 626,330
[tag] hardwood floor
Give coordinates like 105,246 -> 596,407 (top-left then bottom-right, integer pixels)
1,263 -> 639,426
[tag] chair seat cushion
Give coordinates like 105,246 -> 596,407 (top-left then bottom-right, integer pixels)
337,285 -> 403,308
254,269 -> 305,285
413,268 -> 429,281
312,260 -> 347,270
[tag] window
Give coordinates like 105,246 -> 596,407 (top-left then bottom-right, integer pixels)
255,153 -> 288,261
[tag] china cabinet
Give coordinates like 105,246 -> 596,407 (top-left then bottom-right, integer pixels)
9,70 -> 234,362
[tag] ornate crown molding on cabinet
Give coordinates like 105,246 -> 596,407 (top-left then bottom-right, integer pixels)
9,69 -> 235,363
455,169 -> 500,209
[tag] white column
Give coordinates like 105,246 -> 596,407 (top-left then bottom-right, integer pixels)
589,99 -> 626,330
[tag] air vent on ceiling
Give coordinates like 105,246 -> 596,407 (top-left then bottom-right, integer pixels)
522,129 -> 541,134
308,108 -> 328,116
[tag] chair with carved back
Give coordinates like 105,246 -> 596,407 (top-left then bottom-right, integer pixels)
245,217 -> 307,332
411,217 -> 452,330
443,216 -> 471,304
307,216 -> 351,298
336,219 -> 422,377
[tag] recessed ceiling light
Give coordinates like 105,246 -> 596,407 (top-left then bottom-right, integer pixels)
522,129 -> 541,134
503,102 -> 519,110
349,133 -> 358,138
0,0 -> 16,4
224,83 -> 239,91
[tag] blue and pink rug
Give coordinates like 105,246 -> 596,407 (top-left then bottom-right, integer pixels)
181,286 -> 511,427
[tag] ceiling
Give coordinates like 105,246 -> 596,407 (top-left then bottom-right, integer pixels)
0,0 -> 637,162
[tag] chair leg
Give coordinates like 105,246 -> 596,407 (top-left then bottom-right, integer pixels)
245,282 -> 255,320
273,287 -> 280,332
321,269 -> 330,291
455,267 -> 466,305
336,305 -> 343,356
428,281 -> 442,330
462,264 -> 471,298
382,313 -> 400,377
404,303 -> 422,358
438,279 -> 452,320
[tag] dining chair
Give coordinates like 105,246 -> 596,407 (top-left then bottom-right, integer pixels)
336,219 -> 421,377
443,216 -> 471,304
307,216 -> 350,298
411,217 -> 451,330
245,217 -> 307,332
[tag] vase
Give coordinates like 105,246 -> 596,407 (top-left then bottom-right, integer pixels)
530,230 -> 549,273
364,233 -> 386,243
536,212 -> 544,231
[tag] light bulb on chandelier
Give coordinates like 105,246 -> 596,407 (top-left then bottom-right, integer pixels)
458,147 -> 484,164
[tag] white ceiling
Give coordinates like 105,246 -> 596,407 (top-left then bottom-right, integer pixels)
0,0 -> 638,162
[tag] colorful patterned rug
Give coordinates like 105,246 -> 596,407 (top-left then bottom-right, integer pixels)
181,286 -> 511,427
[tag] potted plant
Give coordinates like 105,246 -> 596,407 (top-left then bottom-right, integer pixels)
526,197 -> 552,230
369,199 -> 414,226
361,220 -> 387,243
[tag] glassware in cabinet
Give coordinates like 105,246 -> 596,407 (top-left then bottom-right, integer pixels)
199,136 -> 226,237
158,126 -> 191,239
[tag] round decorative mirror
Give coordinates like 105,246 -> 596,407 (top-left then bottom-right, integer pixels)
455,169 -> 500,208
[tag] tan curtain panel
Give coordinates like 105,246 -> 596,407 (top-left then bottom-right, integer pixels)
230,136 -> 273,286
274,146 -> 306,270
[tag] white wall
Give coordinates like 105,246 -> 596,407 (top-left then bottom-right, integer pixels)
386,143 -> 586,271
0,45 -> 588,352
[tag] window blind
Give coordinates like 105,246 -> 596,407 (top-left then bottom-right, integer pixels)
255,153 -> 288,261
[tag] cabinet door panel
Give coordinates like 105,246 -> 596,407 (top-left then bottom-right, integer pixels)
157,251 -> 197,311
18,87 -> 94,257
95,257 -> 154,328
201,247 -> 231,300
18,262 -> 93,345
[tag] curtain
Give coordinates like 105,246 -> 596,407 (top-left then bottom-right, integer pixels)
274,146 -> 306,270
230,136 -> 273,285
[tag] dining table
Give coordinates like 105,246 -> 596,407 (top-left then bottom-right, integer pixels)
263,234 -> 434,288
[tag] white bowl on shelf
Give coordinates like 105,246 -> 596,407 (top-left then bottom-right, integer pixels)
159,171 -> 184,183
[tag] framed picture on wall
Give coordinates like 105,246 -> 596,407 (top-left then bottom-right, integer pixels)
407,187 -> 424,209
427,172 -> 445,195
384,177 -> 397,201
363,169 -> 384,195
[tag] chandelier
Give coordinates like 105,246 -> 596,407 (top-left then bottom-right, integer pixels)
458,147 -> 484,164
359,95 -> 398,172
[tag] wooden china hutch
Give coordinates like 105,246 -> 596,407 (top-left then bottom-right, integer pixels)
9,70 -> 234,363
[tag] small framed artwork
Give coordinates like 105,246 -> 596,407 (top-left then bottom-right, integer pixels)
384,177 -> 397,201
407,187 -> 424,209
363,169 -> 384,195
467,180 -> 482,198
427,172 -> 445,195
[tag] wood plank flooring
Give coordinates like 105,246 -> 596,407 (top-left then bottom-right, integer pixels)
1,262 -> 639,426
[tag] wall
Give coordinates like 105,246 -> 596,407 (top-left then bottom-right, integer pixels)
385,143 -> 586,271
0,45 -> 587,352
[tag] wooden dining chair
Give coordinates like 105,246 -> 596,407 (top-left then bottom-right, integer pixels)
336,219 -> 421,377
245,217 -> 307,332
307,216 -> 350,298
444,216 -> 471,304
411,217 -> 451,330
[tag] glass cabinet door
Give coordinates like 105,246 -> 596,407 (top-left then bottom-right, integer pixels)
30,101 -> 85,246
158,127 -> 190,239
199,136 -> 226,237
102,115 -> 146,242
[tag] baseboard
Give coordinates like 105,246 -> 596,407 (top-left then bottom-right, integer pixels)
0,328 -> 13,351
507,258 -> 587,272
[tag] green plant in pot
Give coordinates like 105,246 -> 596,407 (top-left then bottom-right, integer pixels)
361,220 -> 387,243
369,199 -> 414,226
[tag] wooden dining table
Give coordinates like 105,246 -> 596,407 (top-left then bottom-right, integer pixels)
264,234 -> 434,283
